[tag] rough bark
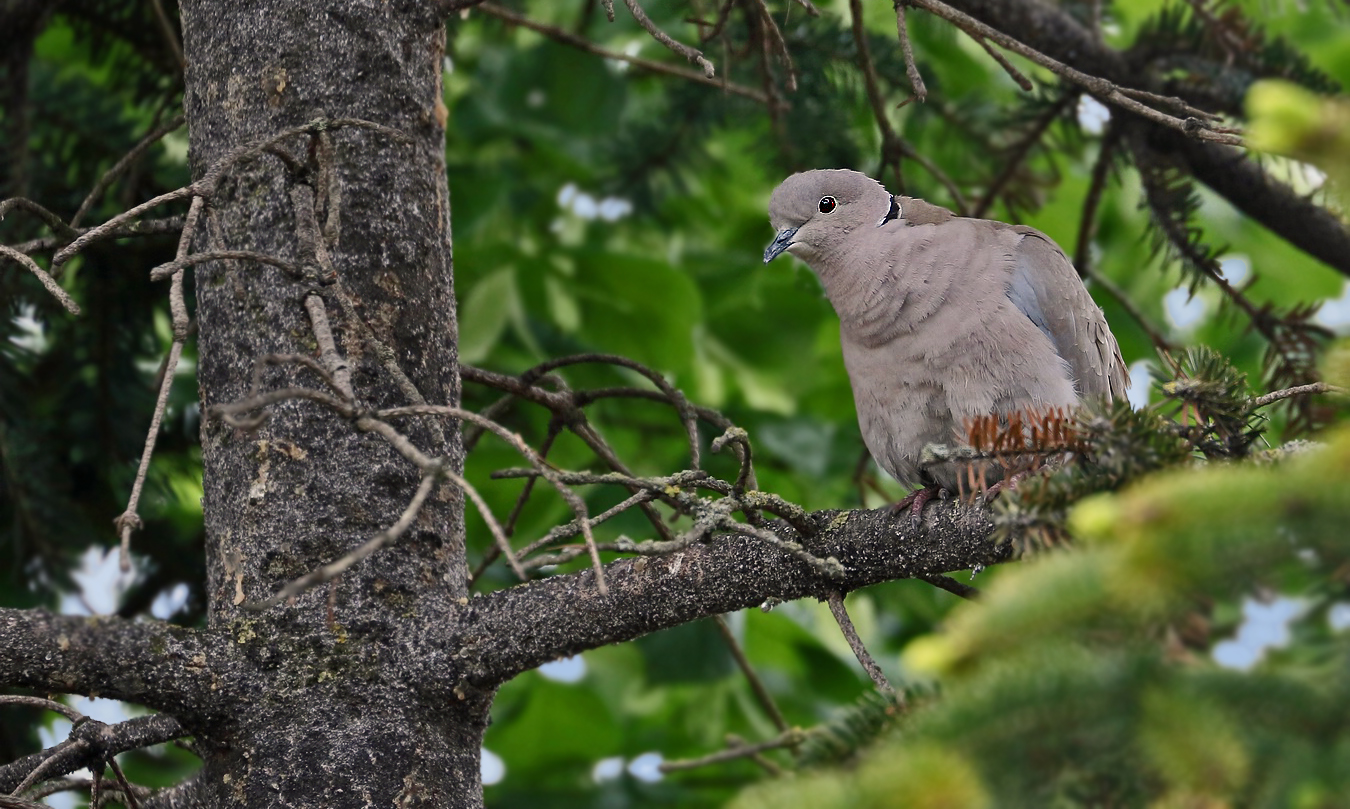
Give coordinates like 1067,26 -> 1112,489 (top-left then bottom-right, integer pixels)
179,0 -> 475,804
4,1 -> 1193,806
0,499 -> 1000,806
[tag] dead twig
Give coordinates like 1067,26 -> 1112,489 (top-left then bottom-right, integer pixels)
114,196 -> 204,571
894,1 -> 927,101
918,573 -> 980,600
713,615 -> 791,734
974,35 -> 1032,91
971,92 -> 1075,218
71,114 -> 186,229
620,0 -> 715,78
1073,120 -> 1122,275
242,472 -> 442,610
826,590 -> 895,695
0,245 -> 80,315
476,4 -> 768,101
659,728 -> 806,772
1252,382 -> 1339,409
908,0 -> 1242,145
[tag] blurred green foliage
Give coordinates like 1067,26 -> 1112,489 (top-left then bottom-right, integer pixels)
737,425 -> 1350,808
3,0 -> 1350,806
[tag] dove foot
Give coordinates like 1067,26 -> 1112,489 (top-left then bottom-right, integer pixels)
893,484 -> 944,528
980,468 -> 1036,503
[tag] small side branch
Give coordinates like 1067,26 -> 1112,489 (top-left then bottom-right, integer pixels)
114,196 -> 205,571
1252,382 -> 1339,409
894,2 -> 928,100
826,590 -> 895,695
477,5 -> 767,101
713,616 -> 790,734
918,573 -> 980,600
242,473 -> 441,610
658,728 -> 806,773
620,0 -> 715,78
909,0 -> 1241,145
71,114 -> 186,229
0,713 -> 185,798
0,246 -> 80,315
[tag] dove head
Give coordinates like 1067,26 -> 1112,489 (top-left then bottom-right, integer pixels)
763,169 -> 895,266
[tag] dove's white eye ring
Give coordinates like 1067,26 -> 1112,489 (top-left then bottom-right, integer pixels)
819,196 -> 837,214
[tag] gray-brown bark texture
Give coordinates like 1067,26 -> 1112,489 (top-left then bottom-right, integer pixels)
0,2 -> 1012,806
181,0 -> 476,805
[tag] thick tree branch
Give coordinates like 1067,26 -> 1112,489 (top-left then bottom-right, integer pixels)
1161,132 -> 1350,278
0,610 -> 231,723
456,500 -> 1003,686
943,0 -> 1350,278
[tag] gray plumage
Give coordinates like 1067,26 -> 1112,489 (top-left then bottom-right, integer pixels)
764,169 -> 1128,492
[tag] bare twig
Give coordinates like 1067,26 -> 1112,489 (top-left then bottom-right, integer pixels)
520,353 -> 702,469
917,572 -> 980,600
0,696 -> 82,723
849,0 -> 900,170
304,294 -> 353,398
0,198 -> 77,239
849,0 -> 968,212
894,2 -> 928,100
51,187 -> 195,268
104,756 -> 141,809
149,249 -> 300,281
826,590 -> 895,695
751,0 -> 797,92
462,362 -> 688,547
1252,382 -> 1339,408
698,0 -> 737,43
249,353 -> 345,399
114,196 -> 204,571
147,0 -> 185,69
659,728 -> 806,772
493,465 -> 840,576
20,777 -> 150,804
0,246 -> 80,315
457,467 -> 529,583
1073,121 -> 1122,275
468,423 -> 564,583
974,35 -> 1032,91
212,387 -> 354,424
11,746 -> 75,801
377,403 -> 609,593
621,0 -> 715,78
195,117 -> 411,197
11,216 -> 186,256
477,4 -> 766,101
713,615 -> 790,734
510,488 -> 659,565
243,473 -> 441,610
908,0 -> 1243,145
971,92 -> 1075,218
71,114 -> 186,229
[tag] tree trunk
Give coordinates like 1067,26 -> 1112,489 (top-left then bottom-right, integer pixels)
179,0 -> 479,805
0,5 -> 1019,804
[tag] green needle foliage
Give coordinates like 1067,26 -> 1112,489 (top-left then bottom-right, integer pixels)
736,425 -> 1350,809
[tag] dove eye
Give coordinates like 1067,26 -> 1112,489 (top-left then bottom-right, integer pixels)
818,196 -> 837,214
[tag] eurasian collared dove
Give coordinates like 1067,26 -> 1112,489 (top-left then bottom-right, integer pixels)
763,169 -> 1128,501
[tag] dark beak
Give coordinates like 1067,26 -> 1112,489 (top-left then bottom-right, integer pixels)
763,227 -> 798,264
